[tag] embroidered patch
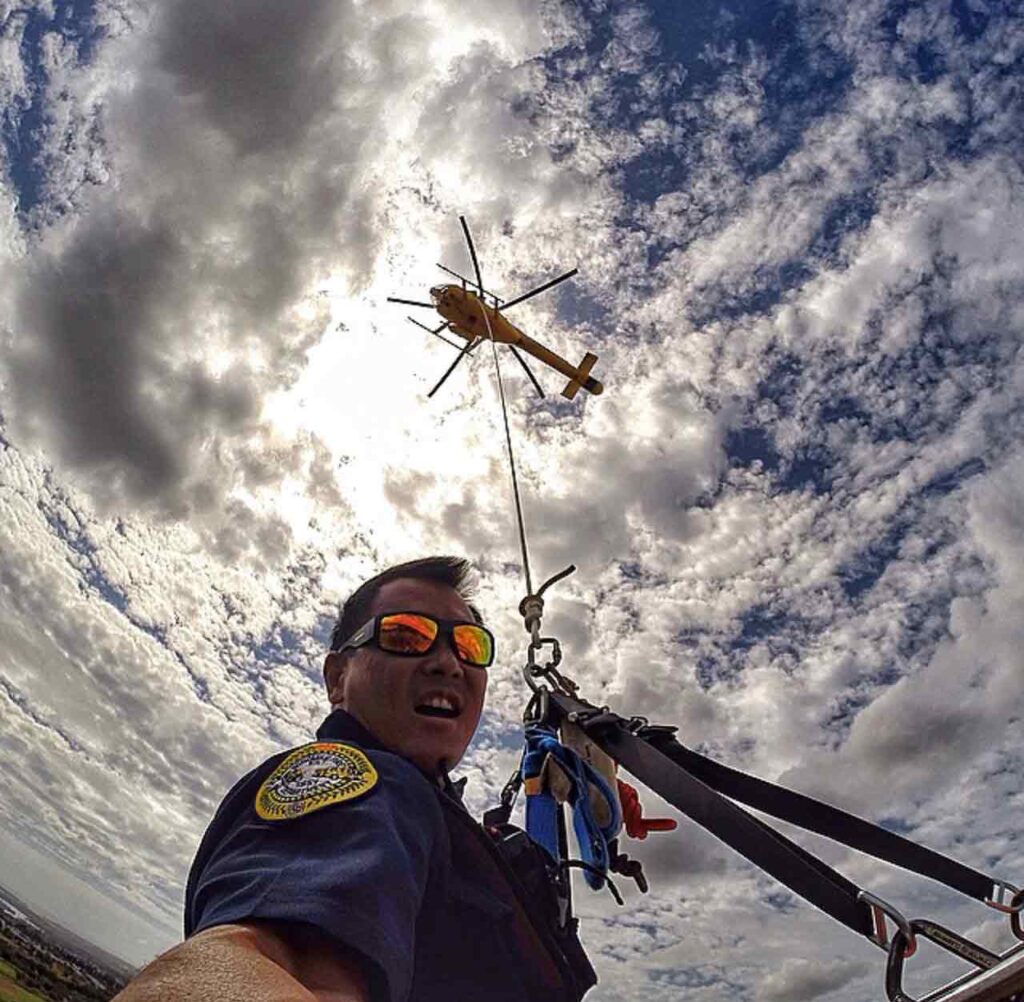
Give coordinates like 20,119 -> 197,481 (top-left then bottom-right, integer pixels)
255,742 -> 378,821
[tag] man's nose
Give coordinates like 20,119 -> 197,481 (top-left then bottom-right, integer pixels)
425,641 -> 464,678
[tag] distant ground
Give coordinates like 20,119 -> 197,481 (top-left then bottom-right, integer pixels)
0,886 -> 132,1002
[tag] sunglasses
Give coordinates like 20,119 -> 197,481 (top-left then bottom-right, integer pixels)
334,612 -> 495,669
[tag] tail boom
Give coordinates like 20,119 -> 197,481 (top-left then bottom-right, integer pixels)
509,334 -> 604,399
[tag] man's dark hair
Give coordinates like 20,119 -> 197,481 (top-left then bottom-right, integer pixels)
329,555 -> 482,651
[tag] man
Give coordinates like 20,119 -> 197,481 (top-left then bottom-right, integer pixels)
114,556 -> 596,1002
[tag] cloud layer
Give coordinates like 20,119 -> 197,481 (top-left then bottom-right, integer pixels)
1,0 -> 1022,998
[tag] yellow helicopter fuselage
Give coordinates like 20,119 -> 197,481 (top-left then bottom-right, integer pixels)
432,285 -> 521,345
430,284 -> 604,396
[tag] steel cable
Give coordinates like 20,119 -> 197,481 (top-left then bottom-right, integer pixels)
479,301 -> 534,597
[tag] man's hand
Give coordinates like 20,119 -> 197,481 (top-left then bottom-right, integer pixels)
112,921 -> 370,1002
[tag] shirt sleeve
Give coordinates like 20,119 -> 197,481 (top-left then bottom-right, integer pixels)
188,755 -> 447,1002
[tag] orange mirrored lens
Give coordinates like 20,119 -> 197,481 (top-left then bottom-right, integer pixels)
453,624 -> 493,667
379,613 -> 438,654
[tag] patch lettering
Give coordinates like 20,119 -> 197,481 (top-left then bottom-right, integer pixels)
256,742 -> 378,821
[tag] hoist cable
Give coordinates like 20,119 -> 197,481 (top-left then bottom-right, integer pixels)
480,301 -> 534,597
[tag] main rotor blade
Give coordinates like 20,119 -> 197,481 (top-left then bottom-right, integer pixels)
407,316 -> 439,334
388,297 -> 435,309
407,316 -> 463,350
437,262 -> 504,304
437,263 -> 472,286
501,268 -> 579,311
459,216 -> 484,293
431,331 -> 464,350
509,345 -> 546,398
427,341 -> 476,398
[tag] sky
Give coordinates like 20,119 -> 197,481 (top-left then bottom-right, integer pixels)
0,0 -> 1022,998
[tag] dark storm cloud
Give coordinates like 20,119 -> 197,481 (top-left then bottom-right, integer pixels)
155,0 -> 343,155
3,0 -> 1024,995
12,217 -> 200,498
3,0 -> 408,521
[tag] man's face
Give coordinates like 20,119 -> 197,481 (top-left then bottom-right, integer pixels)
324,577 -> 488,774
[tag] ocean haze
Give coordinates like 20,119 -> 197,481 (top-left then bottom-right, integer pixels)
0,826 -> 172,967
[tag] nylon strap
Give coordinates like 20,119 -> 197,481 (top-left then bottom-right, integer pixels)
652,736 -> 996,903
551,695 -> 874,937
547,692 -> 1005,939
548,695 -> 1011,933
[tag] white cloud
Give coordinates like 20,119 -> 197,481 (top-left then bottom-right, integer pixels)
1,0 -> 1023,998
758,957 -> 871,1002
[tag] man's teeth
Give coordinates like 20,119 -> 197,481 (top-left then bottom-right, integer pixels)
416,696 -> 459,717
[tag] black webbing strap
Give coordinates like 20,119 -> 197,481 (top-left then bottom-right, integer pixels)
549,692 -> 874,938
548,691 -> 1011,939
650,735 -> 996,904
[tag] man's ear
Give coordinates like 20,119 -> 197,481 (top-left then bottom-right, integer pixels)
324,652 -> 348,708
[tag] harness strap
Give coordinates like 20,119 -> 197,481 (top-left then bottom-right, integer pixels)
651,735 -> 998,904
586,709 -> 875,937
549,692 -> 1018,943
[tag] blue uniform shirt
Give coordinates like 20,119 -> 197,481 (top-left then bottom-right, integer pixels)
185,710 -> 594,1002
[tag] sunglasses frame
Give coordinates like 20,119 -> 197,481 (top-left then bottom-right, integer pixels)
334,611 -> 495,668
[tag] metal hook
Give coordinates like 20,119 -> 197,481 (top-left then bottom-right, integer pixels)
859,890 -> 917,956
537,564 -> 576,597
518,564 -> 579,696
519,565 -> 576,632
885,918 -> 1002,1002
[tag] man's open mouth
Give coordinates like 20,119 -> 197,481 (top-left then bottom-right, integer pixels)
414,695 -> 461,719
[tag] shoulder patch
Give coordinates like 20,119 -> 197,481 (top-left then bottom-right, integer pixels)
255,742 -> 379,821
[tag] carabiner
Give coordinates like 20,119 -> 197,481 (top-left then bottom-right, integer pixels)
885,927 -> 918,1002
885,919 -> 1001,1002
859,890 -> 917,956
1011,888 -> 1024,943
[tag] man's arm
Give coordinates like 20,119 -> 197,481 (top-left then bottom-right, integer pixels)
112,921 -> 370,1002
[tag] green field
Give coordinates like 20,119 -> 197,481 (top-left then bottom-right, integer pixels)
0,969 -> 48,1002
0,959 -> 48,1002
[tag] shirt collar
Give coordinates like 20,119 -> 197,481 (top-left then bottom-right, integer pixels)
316,708 -> 388,749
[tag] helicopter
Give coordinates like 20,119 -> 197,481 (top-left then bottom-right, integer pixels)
387,217 -> 604,400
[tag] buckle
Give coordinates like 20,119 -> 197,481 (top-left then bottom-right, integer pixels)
860,891 -> 917,956
523,686 -> 551,725
986,882 -> 1024,943
985,880 -> 1022,914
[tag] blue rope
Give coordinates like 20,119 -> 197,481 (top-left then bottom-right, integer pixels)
522,723 -> 622,889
